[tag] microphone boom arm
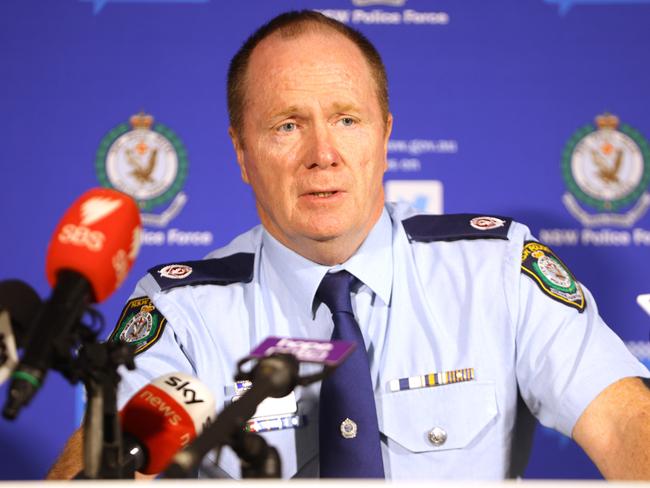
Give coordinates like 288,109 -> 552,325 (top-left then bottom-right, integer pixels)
165,353 -> 311,478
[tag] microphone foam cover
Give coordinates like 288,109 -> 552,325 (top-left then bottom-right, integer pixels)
120,372 -> 215,474
45,188 -> 141,303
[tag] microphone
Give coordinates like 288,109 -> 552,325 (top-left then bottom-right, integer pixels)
0,280 -> 43,385
0,280 -> 43,347
165,336 -> 355,478
80,372 -> 216,478
3,188 -> 141,419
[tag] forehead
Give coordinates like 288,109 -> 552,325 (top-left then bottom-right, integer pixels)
243,28 -> 377,111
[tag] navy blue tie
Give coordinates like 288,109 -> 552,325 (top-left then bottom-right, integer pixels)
317,270 -> 385,478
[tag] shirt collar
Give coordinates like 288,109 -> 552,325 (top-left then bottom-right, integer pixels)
261,207 -> 394,318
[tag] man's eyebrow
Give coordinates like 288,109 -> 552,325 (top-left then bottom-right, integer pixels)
268,106 -> 302,121
331,102 -> 360,113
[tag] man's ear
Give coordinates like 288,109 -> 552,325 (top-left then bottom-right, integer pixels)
382,113 -> 394,171
229,126 -> 249,184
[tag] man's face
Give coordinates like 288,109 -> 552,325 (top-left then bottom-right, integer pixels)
230,28 -> 392,263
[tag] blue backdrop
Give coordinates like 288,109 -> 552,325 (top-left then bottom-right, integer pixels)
1,0 -> 650,479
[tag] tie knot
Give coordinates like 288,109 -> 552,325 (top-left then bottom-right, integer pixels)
317,270 -> 355,315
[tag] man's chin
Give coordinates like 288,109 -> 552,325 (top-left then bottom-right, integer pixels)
301,227 -> 344,243
297,212 -> 379,246
309,233 -> 342,243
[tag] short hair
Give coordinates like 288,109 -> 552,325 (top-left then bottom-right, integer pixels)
227,10 -> 389,136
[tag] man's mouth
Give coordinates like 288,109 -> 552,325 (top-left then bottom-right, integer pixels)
310,191 -> 337,197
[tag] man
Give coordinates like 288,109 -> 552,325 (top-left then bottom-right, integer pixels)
49,10 -> 650,479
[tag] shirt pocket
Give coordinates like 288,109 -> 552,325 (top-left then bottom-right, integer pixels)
376,380 -> 497,452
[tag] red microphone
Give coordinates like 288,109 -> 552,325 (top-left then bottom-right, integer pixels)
3,188 -> 141,419
112,373 -> 215,476
46,187 -> 141,302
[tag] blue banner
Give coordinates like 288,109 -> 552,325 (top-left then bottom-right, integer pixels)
1,0 -> 649,479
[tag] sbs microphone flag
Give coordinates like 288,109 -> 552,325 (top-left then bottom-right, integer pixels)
46,187 -> 142,302
3,188 -> 141,419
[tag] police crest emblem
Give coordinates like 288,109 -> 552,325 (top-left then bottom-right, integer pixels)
521,241 -> 585,312
562,113 -> 650,227
109,297 -> 167,353
95,112 -> 188,227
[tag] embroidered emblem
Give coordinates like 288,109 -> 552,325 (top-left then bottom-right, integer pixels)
388,368 -> 475,392
470,216 -> 506,231
109,297 -> 167,354
521,241 -> 586,312
158,264 -> 193,280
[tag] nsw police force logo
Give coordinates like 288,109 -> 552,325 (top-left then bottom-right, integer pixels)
562,113 -> 650,227
109,297 -> 167,354
120,304 -> 155,343
95,112 -> 188,227
521,241 -> 585,312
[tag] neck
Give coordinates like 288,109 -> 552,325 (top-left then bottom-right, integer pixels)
294,237 -> 365,266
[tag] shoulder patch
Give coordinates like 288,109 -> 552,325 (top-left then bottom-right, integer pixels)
521,241 -> 586,313
402,214 -> 512,242
148,252 -> 255,291
108,297 -> 167,354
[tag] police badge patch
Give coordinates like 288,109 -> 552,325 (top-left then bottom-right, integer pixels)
109,297 -> 167,354
521,241 -> 586,313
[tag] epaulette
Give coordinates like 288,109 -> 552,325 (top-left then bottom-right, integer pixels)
402,214 -> 512,242
148,252 -> 255,291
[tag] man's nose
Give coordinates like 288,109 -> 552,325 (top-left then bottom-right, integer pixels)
304,122 -> 340,169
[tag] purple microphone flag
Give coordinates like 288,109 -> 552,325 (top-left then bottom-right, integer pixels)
250,337 -> 356,366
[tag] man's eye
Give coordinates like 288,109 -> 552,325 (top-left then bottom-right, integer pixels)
339,117 -> 356,127
278,122 -> 296,132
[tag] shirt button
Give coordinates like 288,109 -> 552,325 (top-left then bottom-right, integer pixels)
428,427 -> 447,446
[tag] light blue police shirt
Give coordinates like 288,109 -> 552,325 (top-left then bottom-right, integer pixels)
115,202 -> 649,479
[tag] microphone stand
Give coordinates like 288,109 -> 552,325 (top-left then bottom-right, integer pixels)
165,353 -> 333,479
233,431 -> 281,478
76,340 -> 136,479
2,292 -> 136,479
42,308 -> 137,480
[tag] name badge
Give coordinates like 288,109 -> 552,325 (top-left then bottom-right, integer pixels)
245,414 -> 302,433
